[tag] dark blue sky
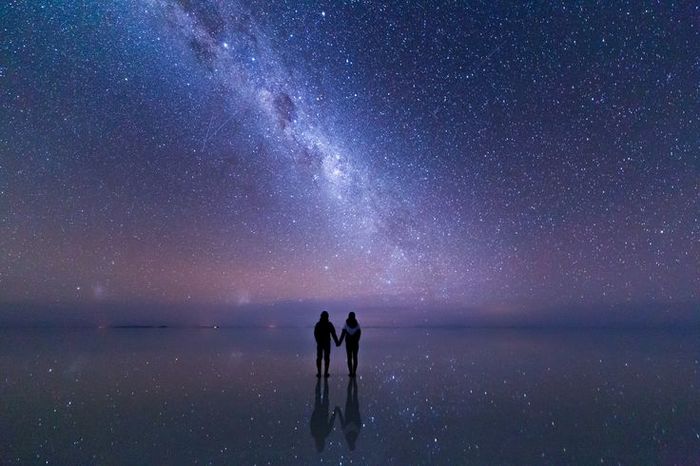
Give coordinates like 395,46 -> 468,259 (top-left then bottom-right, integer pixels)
1,1 -> 697,325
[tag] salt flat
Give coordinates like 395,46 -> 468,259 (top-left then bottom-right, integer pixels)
1,328 -> 699,464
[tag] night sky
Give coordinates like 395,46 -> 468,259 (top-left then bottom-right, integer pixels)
1,1 -> 698,325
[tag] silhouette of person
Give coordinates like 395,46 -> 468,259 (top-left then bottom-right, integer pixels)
314,311 -> 339,377
337,312 -> 361,377
310,378 -> 336,452
335,377 -> 362,451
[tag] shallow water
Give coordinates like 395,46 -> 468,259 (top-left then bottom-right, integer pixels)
1,328 -> 699,464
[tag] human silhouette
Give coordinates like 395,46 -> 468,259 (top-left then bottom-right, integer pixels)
335,377 -> 362,451
310,378 -> 336,452
314,311 -> 339,377
337,312 -> 361,376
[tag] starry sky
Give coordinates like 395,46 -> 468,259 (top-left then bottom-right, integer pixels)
1,1 -> 698,325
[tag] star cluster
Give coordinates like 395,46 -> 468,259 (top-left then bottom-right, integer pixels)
0,0 -> 697,322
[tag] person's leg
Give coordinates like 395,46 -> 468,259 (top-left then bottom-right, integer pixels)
352,347 -> 358,375
323,344 -> 331,376
316,345 -> 322,376
346,346 -> 353,375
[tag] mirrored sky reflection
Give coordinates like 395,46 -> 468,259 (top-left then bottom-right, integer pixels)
1,1 -> 698,325
1,328 -> 699,464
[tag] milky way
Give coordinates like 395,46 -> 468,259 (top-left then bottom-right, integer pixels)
156,0 -> 422,251
0,0 -> 697,324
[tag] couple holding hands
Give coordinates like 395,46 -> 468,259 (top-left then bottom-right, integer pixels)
314,311 -> 361,377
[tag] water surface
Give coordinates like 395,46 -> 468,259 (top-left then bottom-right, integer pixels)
1,328 -> 699,464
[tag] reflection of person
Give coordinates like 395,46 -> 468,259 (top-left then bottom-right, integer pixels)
314,311 -> 339,377
335,377 -> 362,451
310,378 -> 336,452
337,312 -> 361,377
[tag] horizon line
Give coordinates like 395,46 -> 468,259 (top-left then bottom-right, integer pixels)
2,323 -> 700,331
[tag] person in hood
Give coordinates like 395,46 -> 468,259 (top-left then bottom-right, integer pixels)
337,312 -> 361,377
314,311 -> 339,377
